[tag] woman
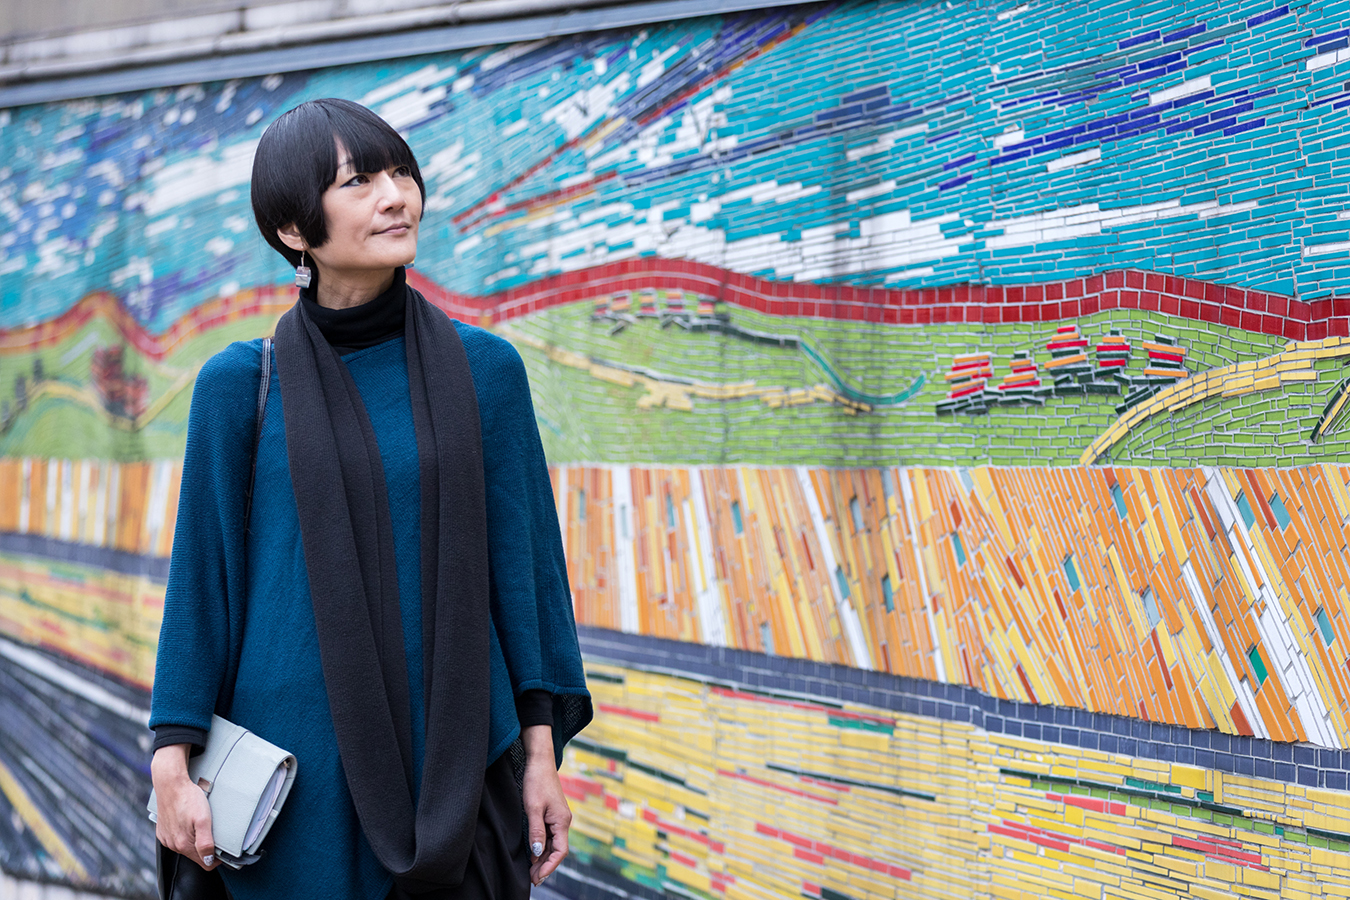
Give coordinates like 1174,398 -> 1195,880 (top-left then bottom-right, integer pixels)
149,98 -> 592,900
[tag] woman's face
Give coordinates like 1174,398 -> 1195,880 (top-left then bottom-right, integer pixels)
307,142 -> 422,276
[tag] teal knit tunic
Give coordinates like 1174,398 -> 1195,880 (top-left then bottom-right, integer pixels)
150,326 -> 591,900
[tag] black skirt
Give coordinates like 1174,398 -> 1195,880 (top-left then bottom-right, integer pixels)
385,751 -> 531,900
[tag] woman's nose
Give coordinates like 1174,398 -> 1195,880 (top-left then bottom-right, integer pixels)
373,172 -> 405,209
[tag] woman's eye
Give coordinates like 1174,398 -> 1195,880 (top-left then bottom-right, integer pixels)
393,166 -> 412,177
343,174 -> 369,186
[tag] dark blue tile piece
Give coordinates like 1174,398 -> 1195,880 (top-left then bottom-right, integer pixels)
1042,726 -> 1059,744
1175,747 -> 1195,765
1037,706 -> 1055,724
1005,720 -> 1022,737
1235,756 -> 1255,776
1118,739 -> 1137,757
1246,4 -> 1290,28
1295,746 -> 1318,766
1254,758 -> 1274,779
1196,749 -> 1215,769
1079,732 -> 1099,751
1329,771 -> 1349,791
1100,735 -> 1118,754
1321,749 -> 1341,769
1276,763 -> 1296,782
1055,708 -> 1074,726
1272,743 -> 1292,762
1215,753 -> 1236,773
842,85 -> 890,105
1307,27 -> 1350,48
1211,733 -> 1231,754
1113,719 -> 1132,737
1060,728 -> 1079,746
1023,723 -> 1041,740
1299,766 -> 1320,787
1119,30 -> 1160,49
1164,23 -> 1207,43
1191,731 -> 1209,748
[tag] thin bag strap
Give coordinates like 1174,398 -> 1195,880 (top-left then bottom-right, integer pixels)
245,337 -> 272,528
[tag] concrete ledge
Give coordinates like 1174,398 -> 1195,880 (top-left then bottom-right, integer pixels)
0,0 -> 814,107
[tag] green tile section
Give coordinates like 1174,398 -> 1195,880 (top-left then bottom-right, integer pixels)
1236,492 -> 1257,530
509,302 -> 1350,468
1269,492 -> 1293,529
1248,645 -> 1269,687
1063,555 -> 1081,592
1317,608 -> 1336,646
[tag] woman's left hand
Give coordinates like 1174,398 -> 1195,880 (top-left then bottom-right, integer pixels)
521,724 -> 571,886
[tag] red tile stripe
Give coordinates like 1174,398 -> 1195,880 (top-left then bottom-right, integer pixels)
559,774 -> 605,802
989,819 -> 1127,856
754,822 -> 912,880
717,769 -> 840,805
641,809 -> 726,853
596,703 -> 660,723
1047,792 -> 1128,816
408,263 -> 1350,341
0,286 -> 294,361
1170,835 -> 1268,870
7,265 -> 1344,361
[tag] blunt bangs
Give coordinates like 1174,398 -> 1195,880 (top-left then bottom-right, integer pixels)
250,98 -> 426,267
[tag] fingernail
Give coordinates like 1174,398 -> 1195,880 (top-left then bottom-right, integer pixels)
532,841 -> 544,857
203,855 -> 214,866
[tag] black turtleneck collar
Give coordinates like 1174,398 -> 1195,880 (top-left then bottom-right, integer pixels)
299,266 -> 407,353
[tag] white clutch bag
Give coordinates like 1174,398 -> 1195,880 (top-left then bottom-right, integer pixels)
147,715 -> 297,868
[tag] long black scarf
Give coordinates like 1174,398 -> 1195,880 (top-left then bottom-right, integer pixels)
274,281 -> 490,889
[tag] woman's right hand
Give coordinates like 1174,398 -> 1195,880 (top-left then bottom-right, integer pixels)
151,744 -> 219,871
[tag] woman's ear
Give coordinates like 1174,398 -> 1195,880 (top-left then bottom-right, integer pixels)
276,224 -> 307,253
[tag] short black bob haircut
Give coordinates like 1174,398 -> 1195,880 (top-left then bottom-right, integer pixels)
250,98 -> 426,268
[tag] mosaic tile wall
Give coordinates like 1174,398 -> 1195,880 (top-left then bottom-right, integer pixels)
5,0 -> 1350,894
567,628 -> 1350,900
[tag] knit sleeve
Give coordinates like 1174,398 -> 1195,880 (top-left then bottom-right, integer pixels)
148,340 -> 262,735
461,325 -> 593,766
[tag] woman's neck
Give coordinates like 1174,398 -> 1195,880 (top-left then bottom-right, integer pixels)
314,267 -> 398,310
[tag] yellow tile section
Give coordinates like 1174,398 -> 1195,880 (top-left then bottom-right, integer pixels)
560,463 -> 1350,748
1081,336 -> 1350,465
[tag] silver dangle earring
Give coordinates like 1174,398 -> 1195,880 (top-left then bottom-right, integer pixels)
295,251 -> 312,289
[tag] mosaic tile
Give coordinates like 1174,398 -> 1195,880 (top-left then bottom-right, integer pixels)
5,0 -> 1350,894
